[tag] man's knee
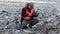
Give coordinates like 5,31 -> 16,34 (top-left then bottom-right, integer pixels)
30,18 -> 39,27
32,18 -> 39,23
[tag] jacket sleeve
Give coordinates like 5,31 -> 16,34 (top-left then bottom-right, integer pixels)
21,8 -> 28,17
33,11 -> 39,17
21,8 -> 24,23
21,8 -> 27,23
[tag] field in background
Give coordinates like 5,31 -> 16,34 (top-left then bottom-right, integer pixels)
0,1 -> 60,34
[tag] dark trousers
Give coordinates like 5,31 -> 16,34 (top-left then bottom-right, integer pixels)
22,18 -> 39,29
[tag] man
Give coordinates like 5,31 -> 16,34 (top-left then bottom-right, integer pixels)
21,2 -> 39,29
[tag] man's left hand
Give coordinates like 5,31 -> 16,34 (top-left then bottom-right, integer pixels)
28,14 -> 32,16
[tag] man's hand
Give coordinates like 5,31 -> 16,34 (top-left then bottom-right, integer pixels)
28,14 -> 32,16
27,24 -> 30,28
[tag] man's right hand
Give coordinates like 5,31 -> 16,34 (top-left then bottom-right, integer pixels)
28,14 -> 32,16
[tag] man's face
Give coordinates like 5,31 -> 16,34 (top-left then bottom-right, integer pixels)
28,6 -> 31,9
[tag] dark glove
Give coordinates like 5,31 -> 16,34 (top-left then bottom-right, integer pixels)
34,11 -> 39,17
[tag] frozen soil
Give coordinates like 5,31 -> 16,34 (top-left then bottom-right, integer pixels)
0,2 -> 60,34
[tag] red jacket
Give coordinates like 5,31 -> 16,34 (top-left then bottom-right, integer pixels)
23,7 -> 35,21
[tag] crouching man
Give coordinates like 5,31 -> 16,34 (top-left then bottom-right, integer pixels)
21,3 -> 39,29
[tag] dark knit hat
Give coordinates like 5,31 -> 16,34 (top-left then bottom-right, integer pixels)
26,2 -> 34,7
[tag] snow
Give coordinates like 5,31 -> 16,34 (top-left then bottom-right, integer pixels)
0,2 -> 60,34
